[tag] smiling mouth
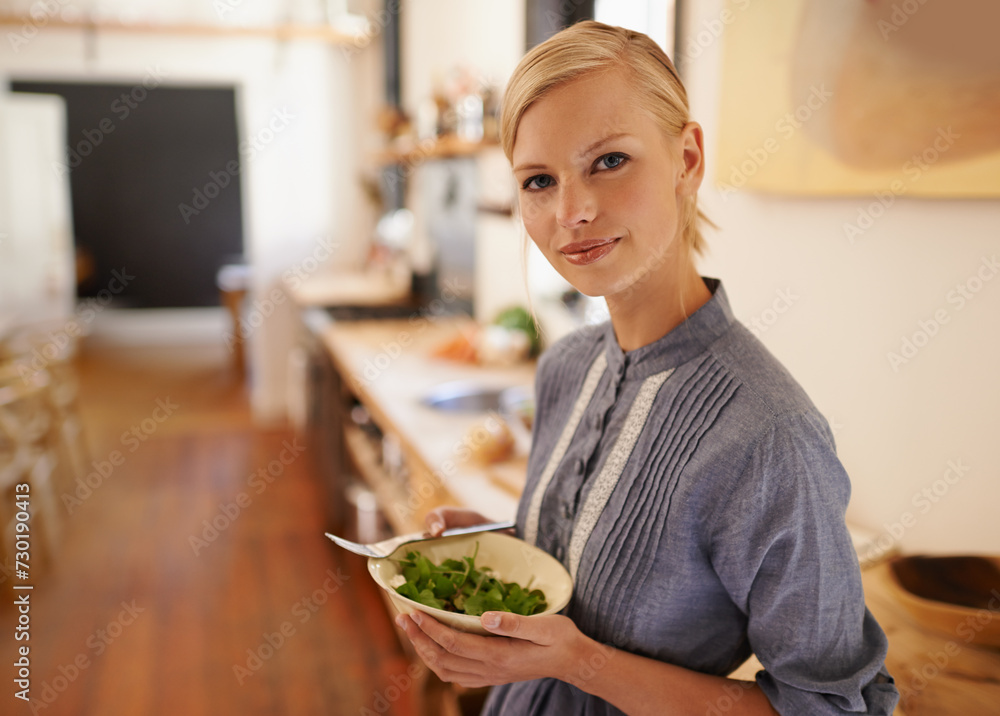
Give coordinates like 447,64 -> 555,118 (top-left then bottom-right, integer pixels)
560,237 -> 621,266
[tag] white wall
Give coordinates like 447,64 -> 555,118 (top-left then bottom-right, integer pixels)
595,0 -> 674,52
0,92 -> 75,322
400,0 -> 525,119
0,8 -> 378,423
683,1 -> 1000,554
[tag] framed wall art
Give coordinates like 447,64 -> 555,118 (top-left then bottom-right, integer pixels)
713,0 -> 1000,198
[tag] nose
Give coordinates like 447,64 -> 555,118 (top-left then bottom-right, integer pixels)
555,180 -> 596,228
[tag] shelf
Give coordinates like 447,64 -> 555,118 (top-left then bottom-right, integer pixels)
342,424 -> 416,535
0,12 -> 366,46
375,135 -> 500,166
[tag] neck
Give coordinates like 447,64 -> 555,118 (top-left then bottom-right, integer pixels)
605,253 -> 711,353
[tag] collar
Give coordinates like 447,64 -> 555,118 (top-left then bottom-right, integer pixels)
601,278 -> 735,380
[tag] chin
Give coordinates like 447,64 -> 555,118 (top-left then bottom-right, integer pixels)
573,285 -> 607,299
553,265 -> 610,299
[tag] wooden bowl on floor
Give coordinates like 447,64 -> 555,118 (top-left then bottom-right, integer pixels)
886,555 -> 1000,647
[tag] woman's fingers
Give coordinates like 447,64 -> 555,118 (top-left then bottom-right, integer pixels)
423,506 -> 491,536
395,609 -> 577,689
401,611 -> 491,660
396,613 -> 496,684
415,611 -> 481,652
479,611 -> 563,646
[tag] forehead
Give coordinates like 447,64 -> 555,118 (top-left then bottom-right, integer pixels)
512,69 -> 655,161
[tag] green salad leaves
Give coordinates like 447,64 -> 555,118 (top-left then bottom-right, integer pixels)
392,543 -> 548,617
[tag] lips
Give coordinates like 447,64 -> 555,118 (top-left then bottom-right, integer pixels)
560,237 -> 621,266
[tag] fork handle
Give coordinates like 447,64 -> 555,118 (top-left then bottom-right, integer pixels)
439,520 -> 516,537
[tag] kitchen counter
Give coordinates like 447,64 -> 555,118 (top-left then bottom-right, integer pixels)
318,313 -> 534,532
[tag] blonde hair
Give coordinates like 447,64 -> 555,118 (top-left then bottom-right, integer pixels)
500,20 -> 710,256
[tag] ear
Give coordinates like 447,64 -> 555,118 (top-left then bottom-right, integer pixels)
676,121 -> 705,198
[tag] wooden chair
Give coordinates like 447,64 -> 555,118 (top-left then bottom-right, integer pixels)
217,263 -> 252,380
0,361 -> 61,597
0,323 -> 90,499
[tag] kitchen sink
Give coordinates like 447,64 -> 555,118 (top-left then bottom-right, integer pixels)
420,382 -> 507,412
422,382 -> 535,456
420,382 -> 532,416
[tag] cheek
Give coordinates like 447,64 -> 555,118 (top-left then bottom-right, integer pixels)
519,194 -> 557,244
613,172 -> 679,231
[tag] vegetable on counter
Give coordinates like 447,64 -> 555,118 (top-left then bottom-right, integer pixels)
466,415 -> 515,465
391,543 -> 548,617
427,306 -> 540,366
493,306 -> 541,356
429,330 -> 478,363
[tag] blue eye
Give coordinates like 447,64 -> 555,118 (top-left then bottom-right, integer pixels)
523,175 -> 554,190
597,152 -> 628,171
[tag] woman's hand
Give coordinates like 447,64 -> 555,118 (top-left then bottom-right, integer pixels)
397,610 -> 778,715
423,506 -> 504,537
395,609 -> 591,689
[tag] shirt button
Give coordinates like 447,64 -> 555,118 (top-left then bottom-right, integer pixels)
555,545 -> 565,561
574,457 -> 586,474
561,503 -> 573,519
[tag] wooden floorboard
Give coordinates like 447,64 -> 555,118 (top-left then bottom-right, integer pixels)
0,340 -> 417,716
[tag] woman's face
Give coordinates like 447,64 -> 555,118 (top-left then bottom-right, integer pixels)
511,68 -> 703,300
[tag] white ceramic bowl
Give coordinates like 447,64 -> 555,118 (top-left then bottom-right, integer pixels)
368,531 -> 573,636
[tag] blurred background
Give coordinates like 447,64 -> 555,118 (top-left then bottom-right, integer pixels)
0,0 -> 998,714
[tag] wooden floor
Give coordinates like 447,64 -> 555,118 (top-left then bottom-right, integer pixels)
1,340 -> 416,716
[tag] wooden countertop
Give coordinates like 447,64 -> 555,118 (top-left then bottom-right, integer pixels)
319,315 -> 535,531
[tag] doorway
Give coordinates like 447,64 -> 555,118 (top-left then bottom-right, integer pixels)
11,80 -> 244,308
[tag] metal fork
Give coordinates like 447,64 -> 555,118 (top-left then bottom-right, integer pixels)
324,520 -> 516,559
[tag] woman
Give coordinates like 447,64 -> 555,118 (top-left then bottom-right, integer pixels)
395,21 -> 899,716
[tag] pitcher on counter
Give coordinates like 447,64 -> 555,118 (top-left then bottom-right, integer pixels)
394,20 -> 900,716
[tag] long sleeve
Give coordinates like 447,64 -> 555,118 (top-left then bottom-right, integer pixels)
709,411 -> 899,715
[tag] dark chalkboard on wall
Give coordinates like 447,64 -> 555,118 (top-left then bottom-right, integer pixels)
11,80 -> 244,308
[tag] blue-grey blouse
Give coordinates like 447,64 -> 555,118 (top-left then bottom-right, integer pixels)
483,279 -> 898,715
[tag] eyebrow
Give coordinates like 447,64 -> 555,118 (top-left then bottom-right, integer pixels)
577,132 -> 631,160
513,132 -> 632,173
